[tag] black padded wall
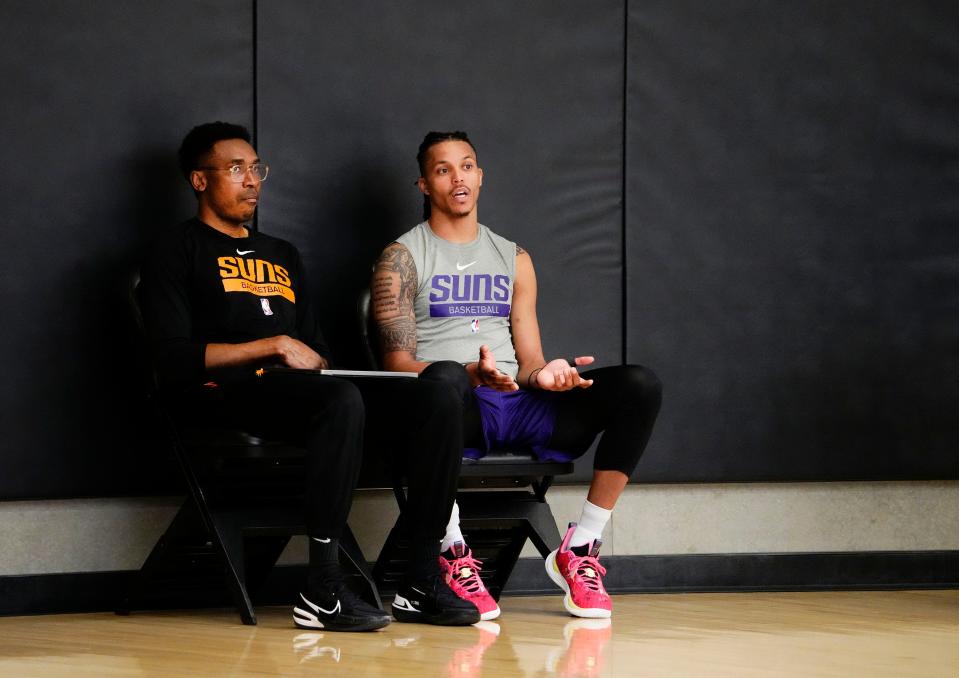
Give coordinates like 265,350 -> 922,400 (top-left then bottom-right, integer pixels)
626,1 -> 959,480
256,0 -> 625,374
0,0 -> 253,498
3,2 -> 957,499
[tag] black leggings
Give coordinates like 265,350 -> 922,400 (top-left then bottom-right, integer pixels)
420,361 -> 662,476
171,371 -> 463,542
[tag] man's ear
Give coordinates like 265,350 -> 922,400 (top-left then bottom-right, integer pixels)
190,170 -> 207,193
478,167 -> 483,187
417,177 -> 429,195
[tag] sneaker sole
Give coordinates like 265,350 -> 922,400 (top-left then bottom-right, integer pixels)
391,605 -> 480,625
392,595 -> 481,626
480,606 -> 501,621
293,606 -> 391,632
545,551 -> 612,619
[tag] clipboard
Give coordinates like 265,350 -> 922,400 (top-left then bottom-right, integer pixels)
255,367 -> 418,379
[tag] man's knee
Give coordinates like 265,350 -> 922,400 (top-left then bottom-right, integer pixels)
420,360 -> 472,403
414,375 -> 465,418
620,365 -> 663,409
317,378 -> 365,422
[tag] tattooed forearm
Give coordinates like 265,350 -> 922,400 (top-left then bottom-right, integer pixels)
377,316 -> 417,354
516,243 -> 527,256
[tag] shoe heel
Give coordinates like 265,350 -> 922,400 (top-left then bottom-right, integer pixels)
545,551 -> 569,594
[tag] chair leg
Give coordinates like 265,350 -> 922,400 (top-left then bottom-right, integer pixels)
480,527 -> 527,601
207,512 -> 257,625
372,517 -> 409,594
167,425 -> 260,625
523,500 -> 564,558
339,527 -> 382,609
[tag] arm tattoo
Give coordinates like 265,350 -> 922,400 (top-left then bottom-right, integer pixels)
516,243 -> 527,256
372,243 -> 418,355
377,316 -> 418,354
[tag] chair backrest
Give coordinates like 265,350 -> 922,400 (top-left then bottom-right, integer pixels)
125,267 -> 160,402
356,287 -> 380,370
126,267 -> 287,451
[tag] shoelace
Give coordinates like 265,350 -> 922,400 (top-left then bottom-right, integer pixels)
567,553 -> 608,593
449,552 -> 487,594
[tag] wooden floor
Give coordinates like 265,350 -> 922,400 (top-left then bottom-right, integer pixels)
0,590 -> 956,676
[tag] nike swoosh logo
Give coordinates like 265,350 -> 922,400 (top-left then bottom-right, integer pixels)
456,261 -> 477,271
392,594 -> 420,613
301,593 -> 341,616
311,537 -> 331,543
236,249 -> 255,255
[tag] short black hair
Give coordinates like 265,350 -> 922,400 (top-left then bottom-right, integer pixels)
416,130 -> 476,176
178,121 -> 252,180
416,131 -> 476,220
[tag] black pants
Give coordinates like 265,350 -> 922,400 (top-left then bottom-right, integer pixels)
170,371 -> 463,542
421,362 -> 663,475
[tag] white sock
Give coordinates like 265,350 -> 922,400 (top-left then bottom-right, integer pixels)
569,500 -> 612,548
440,500 -> 464,553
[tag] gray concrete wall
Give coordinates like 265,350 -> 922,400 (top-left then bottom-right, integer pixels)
1,481 -> 956,576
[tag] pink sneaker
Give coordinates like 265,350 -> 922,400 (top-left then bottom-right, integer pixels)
545,523 -> 612,618
440,542 -> 501,621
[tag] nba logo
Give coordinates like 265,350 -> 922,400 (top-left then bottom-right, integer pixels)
260,298 -> 273,316
470,318 -> 479,333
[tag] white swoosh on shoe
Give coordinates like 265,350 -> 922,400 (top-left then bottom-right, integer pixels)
301,592 -> 341,616
392,594 -> 420,613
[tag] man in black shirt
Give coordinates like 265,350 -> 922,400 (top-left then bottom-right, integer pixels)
141,122 -> 479,630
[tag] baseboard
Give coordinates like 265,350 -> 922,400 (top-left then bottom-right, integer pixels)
2,551 -> 957,617
503,550 -> 959,595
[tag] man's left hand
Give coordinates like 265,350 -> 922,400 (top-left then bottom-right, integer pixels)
533,356 -> 595,391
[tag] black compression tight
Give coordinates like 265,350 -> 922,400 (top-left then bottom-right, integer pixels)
549,365 -> 662,474
173,371 -> 463,543
420,362 -> 662,476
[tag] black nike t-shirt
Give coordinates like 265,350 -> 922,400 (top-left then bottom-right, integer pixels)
141,218 -> 330,389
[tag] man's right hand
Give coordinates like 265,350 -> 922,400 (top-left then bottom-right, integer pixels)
467,344 -> 518,391
273,335 -> 327,370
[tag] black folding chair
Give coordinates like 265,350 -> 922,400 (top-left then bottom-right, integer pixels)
118,271 -> 379,625
358,289 -> 573,599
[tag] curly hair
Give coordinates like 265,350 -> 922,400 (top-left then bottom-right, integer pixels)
178,121 -> 252,180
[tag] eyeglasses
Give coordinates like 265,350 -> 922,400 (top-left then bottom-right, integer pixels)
197,163 -> 270,183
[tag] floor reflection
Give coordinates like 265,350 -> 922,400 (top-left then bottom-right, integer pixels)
446,621 -> 501,678
3,591 -> 954,676
545,618 -> 612,677
289,619 -> 505,676
292,632 -> 344,665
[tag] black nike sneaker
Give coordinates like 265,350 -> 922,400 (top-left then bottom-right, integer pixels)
293,580 -> 391,632
392,573 -> 481,625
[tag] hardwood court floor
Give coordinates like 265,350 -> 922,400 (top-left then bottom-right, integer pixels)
0,590 -> 956,676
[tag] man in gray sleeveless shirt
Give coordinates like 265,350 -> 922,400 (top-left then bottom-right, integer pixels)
372,132 -> 662,621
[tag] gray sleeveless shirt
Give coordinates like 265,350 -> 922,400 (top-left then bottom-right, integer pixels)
396,221 -> 518,377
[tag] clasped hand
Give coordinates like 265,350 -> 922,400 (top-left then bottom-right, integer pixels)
275,335 -> 327,370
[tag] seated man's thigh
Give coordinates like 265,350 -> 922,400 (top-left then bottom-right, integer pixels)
177,373 -> 362,444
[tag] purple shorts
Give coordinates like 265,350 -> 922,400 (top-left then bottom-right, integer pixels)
463,386 -> 580,463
